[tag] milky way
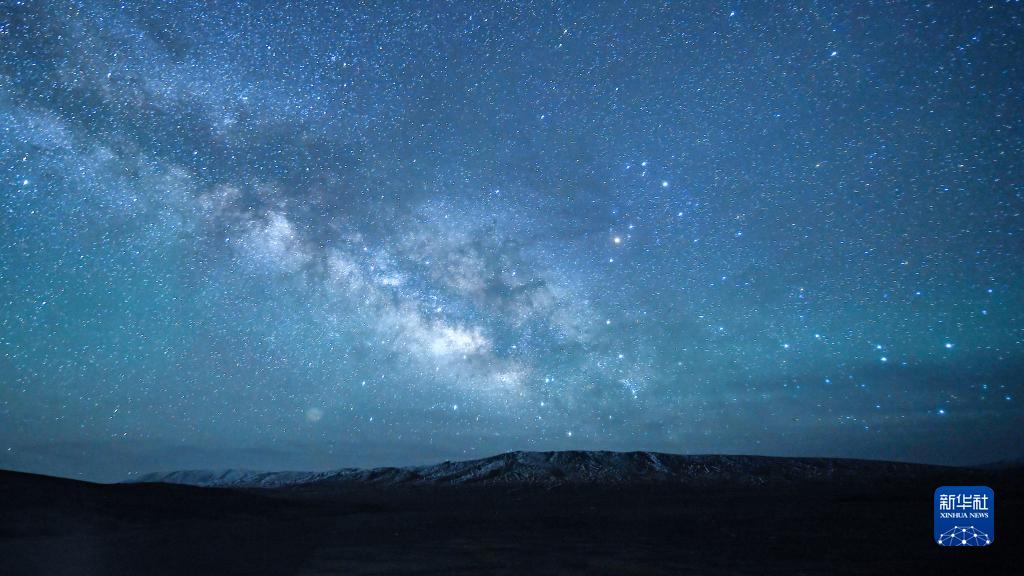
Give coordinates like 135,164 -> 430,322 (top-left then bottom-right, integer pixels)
1,1 -> 1022,481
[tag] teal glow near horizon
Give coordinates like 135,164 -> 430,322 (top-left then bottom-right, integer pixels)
1,1 -> 1022,481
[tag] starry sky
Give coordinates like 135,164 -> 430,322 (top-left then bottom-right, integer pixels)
1,1 -> 1022,482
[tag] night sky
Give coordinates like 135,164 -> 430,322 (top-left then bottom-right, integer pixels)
1,1 -> 1022,482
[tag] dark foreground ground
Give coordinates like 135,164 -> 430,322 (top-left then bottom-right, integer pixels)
1,467 -> 1022,575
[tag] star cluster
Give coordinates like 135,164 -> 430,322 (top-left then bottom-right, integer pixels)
1,1 -> 1022,481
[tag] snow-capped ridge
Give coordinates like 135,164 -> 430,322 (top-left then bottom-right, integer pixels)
132,468 -> 342,488
132,450 -> 959,488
